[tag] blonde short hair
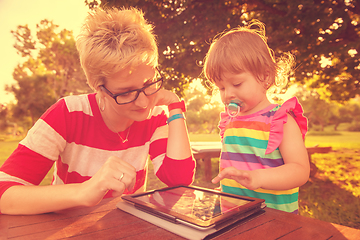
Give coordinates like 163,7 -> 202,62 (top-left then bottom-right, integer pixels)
76,7 -> 158,90
203,20 -> 293,89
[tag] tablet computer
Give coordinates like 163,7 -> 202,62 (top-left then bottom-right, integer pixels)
121,185 -> 265,230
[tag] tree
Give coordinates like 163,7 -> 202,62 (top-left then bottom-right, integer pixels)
346,99 -> 360,131
328,104 -> 353,131
295,86 -> 360,131
86,0 -> 360,101
298,91 -> 333,131
0,104 -> 9,132
183,85 -> 222,133
7,20 -> 91,125
7,73 -> 58,125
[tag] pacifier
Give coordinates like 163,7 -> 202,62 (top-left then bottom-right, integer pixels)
226,99 -> 243,117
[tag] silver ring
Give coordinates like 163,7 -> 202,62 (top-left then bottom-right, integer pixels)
119,172 -> 124,181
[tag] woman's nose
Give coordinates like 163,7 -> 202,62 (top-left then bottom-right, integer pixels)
134,91 -> 149,108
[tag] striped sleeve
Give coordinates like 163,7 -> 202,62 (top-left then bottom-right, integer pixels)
221,179 -> 299,212
147,107 -> 195,187
0,99 -> 69,199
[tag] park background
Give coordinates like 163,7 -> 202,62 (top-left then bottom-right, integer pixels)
0,0 -> 359,230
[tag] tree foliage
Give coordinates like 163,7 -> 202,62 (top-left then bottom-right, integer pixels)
183,86 -> 223,133
87,0 -> 360,101
296,86 -> 360,131
7,20 -> 91,124
0,104 -> 9,131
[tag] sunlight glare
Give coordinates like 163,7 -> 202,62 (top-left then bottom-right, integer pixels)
320,56 -> 332,68
188,78 -> 223,108
348,49 -> 358,57
0,0 -> 89,104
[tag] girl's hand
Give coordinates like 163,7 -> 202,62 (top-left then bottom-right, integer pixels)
153,89 -> 180,106
212,167 -> 261,190
78,156 -> 136,207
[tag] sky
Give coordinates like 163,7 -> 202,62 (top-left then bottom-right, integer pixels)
0,0 -> 224,107
0,0 -> 296,106
0,0 -> 89,104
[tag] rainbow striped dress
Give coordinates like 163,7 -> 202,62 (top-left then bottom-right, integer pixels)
218,97 -> 308,213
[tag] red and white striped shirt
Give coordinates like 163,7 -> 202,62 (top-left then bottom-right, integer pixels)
0,93 -> 195,200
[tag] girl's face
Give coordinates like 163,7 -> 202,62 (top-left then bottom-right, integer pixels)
101,64 -> 158,122
215,71 -> 270,116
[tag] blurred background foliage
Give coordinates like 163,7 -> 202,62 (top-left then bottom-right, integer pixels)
1,0 -> 360,134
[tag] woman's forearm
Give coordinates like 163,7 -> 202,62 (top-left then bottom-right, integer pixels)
0,184 -> 87,215
166,108 -> 192,159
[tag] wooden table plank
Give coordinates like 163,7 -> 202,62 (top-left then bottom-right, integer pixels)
260,208 -> 356,240
8,209 -> 140,239
1,196 -> 360,240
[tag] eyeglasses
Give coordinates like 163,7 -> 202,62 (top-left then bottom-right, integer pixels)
100,70 -> 163,105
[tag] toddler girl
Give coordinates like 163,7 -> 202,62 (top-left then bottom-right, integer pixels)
203,20 -> 309,213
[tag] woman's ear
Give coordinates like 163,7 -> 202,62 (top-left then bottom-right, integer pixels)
96,90 -> 106,112
96,85 -> 103,94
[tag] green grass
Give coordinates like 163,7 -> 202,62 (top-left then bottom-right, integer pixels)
0,137 -> 55,186
0,139 -> 20,163
1,128 -> 359,229
189,133 -> 221,142
299,149 -> 360,229
305,124 -> 360,149
306,131 -> 360,149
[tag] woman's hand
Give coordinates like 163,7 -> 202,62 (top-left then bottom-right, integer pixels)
153,89 -> 180,106
79,156 -> 136,207
212,167 -> 261,190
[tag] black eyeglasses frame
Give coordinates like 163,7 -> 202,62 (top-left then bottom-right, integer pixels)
99,70 -> 164,105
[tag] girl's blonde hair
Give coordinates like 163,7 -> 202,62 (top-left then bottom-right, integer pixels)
76,7 -> 158,90
203,20 -> 294,89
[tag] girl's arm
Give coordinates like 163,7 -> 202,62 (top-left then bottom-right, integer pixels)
253,114 -> 310,190
213,114 -> 310,190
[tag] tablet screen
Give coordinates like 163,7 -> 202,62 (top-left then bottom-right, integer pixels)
134,186 -> 250,222
122,185 -> 265,230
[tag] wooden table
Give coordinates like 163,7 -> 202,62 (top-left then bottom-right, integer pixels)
191,142 -> 332,181
1,196 -> 359,240
191,142 -> 222,181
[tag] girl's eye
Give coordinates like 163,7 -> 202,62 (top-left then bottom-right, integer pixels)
234,83 -> 242,87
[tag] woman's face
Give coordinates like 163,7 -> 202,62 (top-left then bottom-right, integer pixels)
101,64 -> 158,122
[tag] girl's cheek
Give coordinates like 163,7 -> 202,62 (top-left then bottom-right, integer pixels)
220,92 -> 226,105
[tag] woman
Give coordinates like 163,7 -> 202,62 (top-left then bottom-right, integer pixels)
0,7 -> 195,215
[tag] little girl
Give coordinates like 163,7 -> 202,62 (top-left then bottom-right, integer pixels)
203,20 -> 309,213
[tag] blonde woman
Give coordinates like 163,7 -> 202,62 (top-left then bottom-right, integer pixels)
0,8 -> 195,215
